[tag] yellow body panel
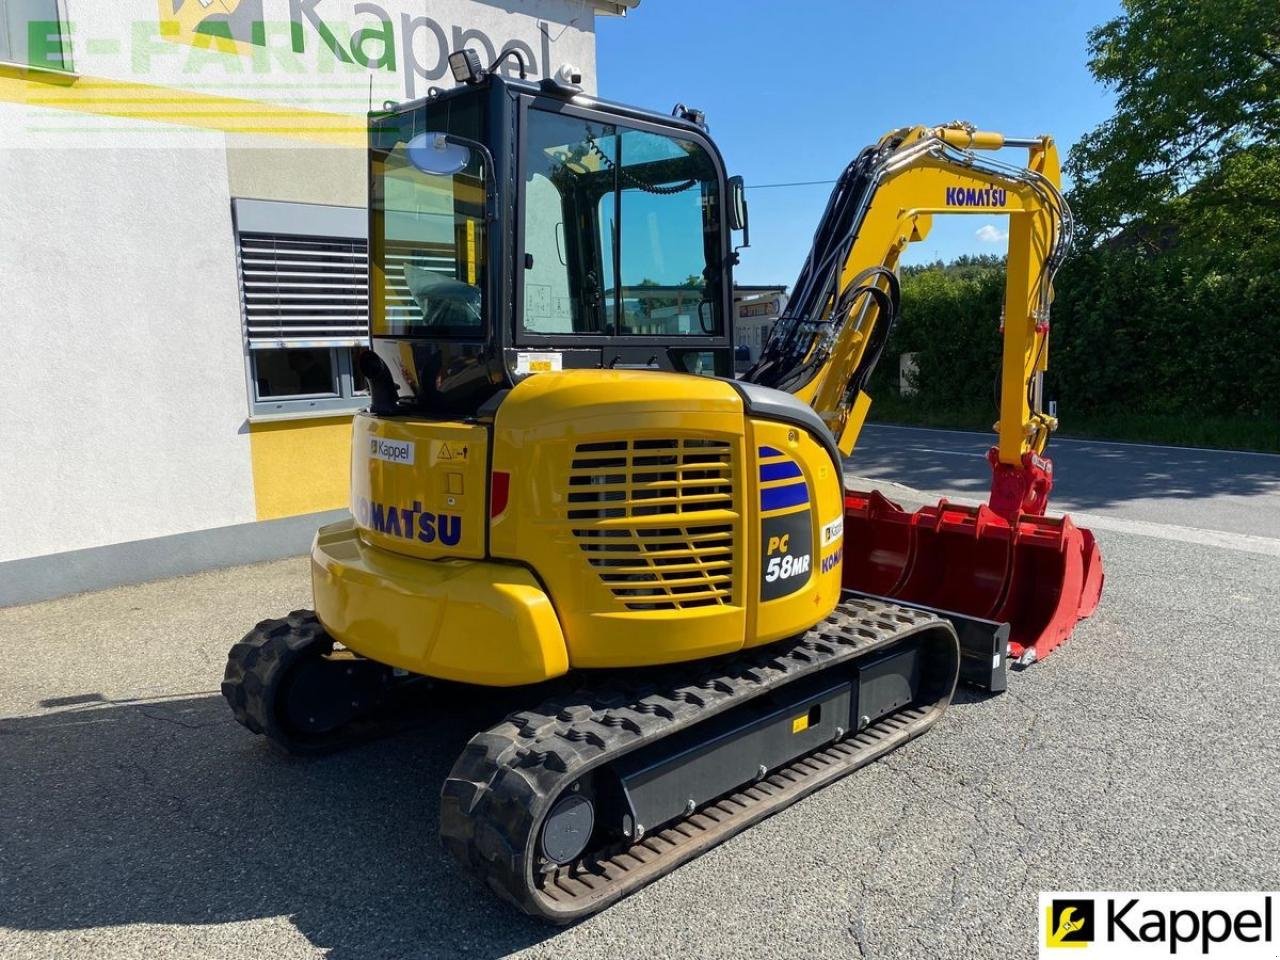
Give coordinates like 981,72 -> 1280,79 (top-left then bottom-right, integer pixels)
349,413 -> 488,560
484,371 -> 844,670
743,418 -> 843,649
315,370 -> 848,682
490,369 -> 748,668
311,518 -> 568,686
248,416 -> 353,521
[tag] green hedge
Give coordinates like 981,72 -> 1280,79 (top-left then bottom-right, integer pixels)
866,248 -> 1280,452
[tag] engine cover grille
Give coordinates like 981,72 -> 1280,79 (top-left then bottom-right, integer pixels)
567,438 -> 737,611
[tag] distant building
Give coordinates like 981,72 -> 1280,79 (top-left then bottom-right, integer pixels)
733,285 -> 788,367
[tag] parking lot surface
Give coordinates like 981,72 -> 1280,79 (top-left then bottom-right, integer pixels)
2,428 -> 1278,959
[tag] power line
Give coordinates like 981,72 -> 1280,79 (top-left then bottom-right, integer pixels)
747,179 -> 838,190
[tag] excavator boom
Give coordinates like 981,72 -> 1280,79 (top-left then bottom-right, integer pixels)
747,123 -> 1102,662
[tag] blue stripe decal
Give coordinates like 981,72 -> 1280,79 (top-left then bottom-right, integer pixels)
759,460 -> 803,482
758,445 -> 784,458
761,482 -> 809,512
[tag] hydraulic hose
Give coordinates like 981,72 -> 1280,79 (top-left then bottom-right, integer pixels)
743,129 -> 1072,457
742,146 -> 884,391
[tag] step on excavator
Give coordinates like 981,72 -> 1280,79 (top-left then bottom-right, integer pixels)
222,52 -> 1104,922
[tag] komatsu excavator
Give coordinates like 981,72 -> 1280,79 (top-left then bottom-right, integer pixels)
222,56 -> 1103,922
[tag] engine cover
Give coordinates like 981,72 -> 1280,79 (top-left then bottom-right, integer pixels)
488,369 -> 846,669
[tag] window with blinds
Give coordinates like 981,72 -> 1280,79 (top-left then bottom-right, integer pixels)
238,232 -> 369,350
380,242 -> 462,333
232,199 -> 370,417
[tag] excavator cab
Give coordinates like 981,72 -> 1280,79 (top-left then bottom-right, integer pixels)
364,73 -> 740,418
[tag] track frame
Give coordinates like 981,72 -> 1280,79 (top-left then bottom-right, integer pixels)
440,596 -> 960,922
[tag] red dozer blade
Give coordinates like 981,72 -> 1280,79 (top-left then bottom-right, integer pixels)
841,489 -> 1104,665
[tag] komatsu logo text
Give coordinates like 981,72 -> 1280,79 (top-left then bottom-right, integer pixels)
356,498 -> 461,546
945,186 -> 1008,207
821,545 -> 843,574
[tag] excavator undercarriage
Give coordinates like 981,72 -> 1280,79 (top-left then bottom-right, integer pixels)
221,63 -> 1104,921
225,600 -> 960,921
441,598 -> 957,921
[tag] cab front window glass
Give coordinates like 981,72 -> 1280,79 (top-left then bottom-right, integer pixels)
522,108 -> 722,338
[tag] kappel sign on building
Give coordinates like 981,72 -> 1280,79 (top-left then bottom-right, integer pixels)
159,0 -> 563,98
45,1 -> 570,101
10,1 -> 594,146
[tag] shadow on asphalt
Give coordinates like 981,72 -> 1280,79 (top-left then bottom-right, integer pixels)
848,428 -> 1280,510
0,687 -> 558,958
2,675 -> 1011,957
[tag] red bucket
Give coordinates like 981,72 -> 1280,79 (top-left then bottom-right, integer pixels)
893,501 -> 1013,620
841,491 -> 916,596
841,490 -> 1103,664
995,513 -> 1086,662
1077,528 -> 1105,619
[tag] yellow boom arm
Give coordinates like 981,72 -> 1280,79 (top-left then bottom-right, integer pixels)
746,123 -> 1072,517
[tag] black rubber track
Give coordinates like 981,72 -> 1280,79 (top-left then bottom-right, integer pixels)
439,597 -> 959,922
222,610 -> 414,756
222,610 -> 335,754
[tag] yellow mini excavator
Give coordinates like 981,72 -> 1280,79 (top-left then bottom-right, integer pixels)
222,53 -> 1103,921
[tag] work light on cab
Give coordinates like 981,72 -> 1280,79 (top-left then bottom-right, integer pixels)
448,48 -> 484,84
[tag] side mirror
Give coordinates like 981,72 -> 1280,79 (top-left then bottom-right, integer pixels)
698,298 -> 715,334
728,175 -> 750,249
407,132 -> 473,176
405,131 -> 499,222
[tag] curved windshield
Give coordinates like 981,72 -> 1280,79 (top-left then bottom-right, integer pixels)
371,135 -> 487,337
522,108 -> 723,337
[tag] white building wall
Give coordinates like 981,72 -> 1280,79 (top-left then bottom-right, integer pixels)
48,0 -> 599,107
0,0 -> 613,586
0,118 -> 257,562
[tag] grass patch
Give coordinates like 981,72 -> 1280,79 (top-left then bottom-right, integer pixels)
867,394 -> 1280,453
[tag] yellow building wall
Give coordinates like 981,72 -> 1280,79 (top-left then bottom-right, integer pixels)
248,417 -> 353,521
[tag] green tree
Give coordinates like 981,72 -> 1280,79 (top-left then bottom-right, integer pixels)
1066,0 -> 1280,239
864,0 -> 1280,446
867,259 -> 1006,416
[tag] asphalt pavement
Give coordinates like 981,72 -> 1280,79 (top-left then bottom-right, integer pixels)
851,423 -> 1280,540
2,426 -> 1278,959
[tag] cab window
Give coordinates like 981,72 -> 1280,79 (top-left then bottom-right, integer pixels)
521,108 -> 723,338
370,108 -> 488,338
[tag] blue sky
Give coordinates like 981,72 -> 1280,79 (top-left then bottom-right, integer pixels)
597,0 -> 1121,285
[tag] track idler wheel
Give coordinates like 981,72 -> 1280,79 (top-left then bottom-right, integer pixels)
222,609 -> 399,755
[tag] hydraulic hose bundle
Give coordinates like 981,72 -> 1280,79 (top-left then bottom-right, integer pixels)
743,145 -> 887,395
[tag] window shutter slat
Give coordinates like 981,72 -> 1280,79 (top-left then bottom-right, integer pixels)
237,230 -> 369,347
